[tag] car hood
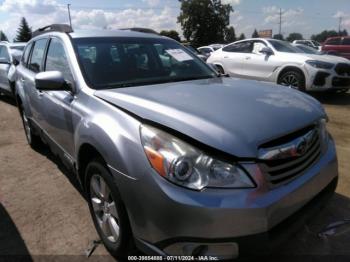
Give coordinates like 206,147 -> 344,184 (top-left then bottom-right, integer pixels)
94,78 -> 325,158
304,54 -> 350,63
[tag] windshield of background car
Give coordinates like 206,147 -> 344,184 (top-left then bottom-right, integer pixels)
73,37 -> 216,90
268,40 -> 299,53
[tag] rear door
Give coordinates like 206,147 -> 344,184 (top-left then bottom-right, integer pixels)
0,45 -> 11,92
221,41 -> 253,77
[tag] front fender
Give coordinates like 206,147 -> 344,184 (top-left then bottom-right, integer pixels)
74,105 -> 145,182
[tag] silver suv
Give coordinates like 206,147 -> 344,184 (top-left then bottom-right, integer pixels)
15,25 -> 338,260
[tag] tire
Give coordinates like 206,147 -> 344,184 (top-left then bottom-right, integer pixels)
19,105 -> 43,149
85,158 -> 135,259
278,70 -> 305,91
216,65 -> 225,75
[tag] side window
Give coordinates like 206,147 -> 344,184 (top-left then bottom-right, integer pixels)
326,38 -> 340,45
21,42 -> 33,66
45,38 -> 74,83
29,39 -> 47,72
0,46 -> 10,61
223,42 -> 252,53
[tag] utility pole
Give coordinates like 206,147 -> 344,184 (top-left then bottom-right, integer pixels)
67,4 -> 72,28
278,8 -> 283,36
338,16 -> 342,35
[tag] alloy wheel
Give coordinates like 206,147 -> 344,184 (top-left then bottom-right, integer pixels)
280,73 -> 300,89
90,174 -> 120,243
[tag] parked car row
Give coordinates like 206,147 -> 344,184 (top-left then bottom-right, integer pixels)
0,24 -> 339,260
207,38 -> 350,93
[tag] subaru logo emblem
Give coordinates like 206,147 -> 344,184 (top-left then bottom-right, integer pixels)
296,138 -> 308,156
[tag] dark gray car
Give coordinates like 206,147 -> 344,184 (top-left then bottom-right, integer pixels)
15,25 -> 338,260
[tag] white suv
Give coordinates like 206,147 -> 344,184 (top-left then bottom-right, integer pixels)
208,38 -> 350,92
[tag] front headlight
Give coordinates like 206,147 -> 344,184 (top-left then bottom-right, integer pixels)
140,125 -> 255,190
306,60 -> 334,69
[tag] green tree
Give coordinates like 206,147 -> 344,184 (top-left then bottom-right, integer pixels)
238,33 -> 245,40
286,32 -> 303,42
252,29 -> 259,38
0,31 -> 8,41
178,0 -> 233,47
273,34 -> 284,40
14,17 -> 32,42
224,26 -> 236,43
311,30 -> 338,43
160,30 -> 181,42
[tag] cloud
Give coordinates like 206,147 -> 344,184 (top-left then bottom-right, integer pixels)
334,11 -> 350,30
222,0 -> 241,5
142,0 -> 161,7
0,0 -> 60,14
262,6 -> 305,28
0,0 -> 180,41
72,6 -> 178,31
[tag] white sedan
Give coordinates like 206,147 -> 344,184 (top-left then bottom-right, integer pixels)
208,38 -> 350,92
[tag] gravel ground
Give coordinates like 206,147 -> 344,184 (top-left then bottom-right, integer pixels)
0,91 -> 349,261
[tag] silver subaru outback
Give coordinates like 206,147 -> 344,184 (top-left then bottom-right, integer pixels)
15,24 -> 338,260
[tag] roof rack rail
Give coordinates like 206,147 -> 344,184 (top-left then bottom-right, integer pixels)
32,24 -> 73,38
120,27 -> 159,35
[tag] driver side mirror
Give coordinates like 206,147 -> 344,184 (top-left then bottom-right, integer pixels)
260,47 -> 274,55
35,71 -> 72,92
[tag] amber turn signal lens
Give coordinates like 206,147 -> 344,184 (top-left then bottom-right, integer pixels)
144,146 -> 166,177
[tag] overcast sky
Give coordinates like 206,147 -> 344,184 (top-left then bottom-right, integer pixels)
0,0 -> 349,41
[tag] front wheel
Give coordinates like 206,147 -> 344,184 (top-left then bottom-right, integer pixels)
86,159 -> 135,259
278,70 -> 305,91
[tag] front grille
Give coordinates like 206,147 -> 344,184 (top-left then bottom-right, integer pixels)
335,63 -> 350,76
259,126 -> 322,187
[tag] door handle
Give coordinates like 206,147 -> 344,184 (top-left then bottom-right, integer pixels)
20,78 -> 25,82
224,56 -> 229,59
245,56 -> 251,60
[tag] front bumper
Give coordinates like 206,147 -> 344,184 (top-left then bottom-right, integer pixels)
110,138 -> 338,258
305,65 -> 350,91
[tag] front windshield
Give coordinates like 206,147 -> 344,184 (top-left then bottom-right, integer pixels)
73,37 -> 216,90
268,40 -> 299,53
295,45 -> 321,55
